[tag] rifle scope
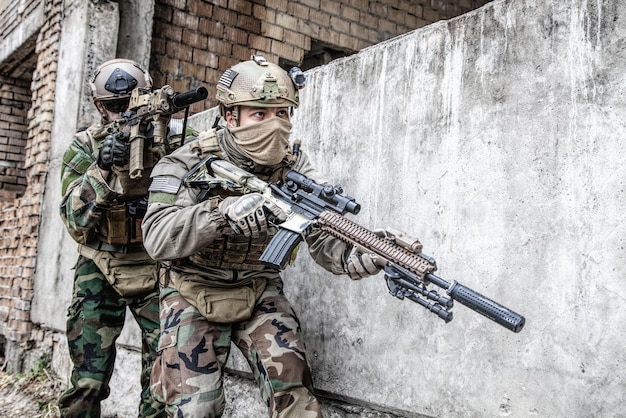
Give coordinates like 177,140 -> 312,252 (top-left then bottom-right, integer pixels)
285,170 -> 360,215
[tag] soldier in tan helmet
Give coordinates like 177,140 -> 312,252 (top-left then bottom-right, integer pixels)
142,55 -> 381,417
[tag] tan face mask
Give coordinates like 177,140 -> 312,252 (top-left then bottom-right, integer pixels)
228,117 -> 292,166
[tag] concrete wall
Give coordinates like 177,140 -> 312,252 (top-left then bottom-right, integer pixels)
27,1 -> 160,416
284,0 -> 625,416
28,0 -> 626,416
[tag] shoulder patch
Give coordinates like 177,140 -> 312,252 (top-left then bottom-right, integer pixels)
149,176 -> 181,194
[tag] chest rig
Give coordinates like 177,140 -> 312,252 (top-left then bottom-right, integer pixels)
183,129 -> 295,271
86,127 -> 157,247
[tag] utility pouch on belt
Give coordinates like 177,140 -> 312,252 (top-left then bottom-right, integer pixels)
171,270 -> 266,323
79,245 -> 158,297
103,198 -> 148,245
105,202 -> 128,245
127,198 -> 148,243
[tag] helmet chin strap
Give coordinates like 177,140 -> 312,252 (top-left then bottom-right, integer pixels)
224,106 -> 239,127
231,106 -> 239,125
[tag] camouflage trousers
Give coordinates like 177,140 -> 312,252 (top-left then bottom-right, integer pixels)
58,255 -> 166,418
151,276 -> 322,418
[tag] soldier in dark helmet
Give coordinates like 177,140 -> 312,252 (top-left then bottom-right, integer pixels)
141,55 -> 382,418
59,58 -> 191,417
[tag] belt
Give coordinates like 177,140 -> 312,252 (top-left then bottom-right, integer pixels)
85,239 -> 146,254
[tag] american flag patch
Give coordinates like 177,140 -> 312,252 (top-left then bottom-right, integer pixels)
218,69 -> 238,88
148,176 -> 181,194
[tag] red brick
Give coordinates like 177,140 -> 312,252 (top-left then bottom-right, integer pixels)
249,34 -> 271,51
341,4 -> 359,21
300,0 -> 320,8
193,49 -> 219,69
287,2 -> 309,19
324,0 -> 341,15
252,4 -> 267,20
329,16 -> 350,33
207,38 -> 234,56
283,29 -> 307,48
223,26 -> 249,44
182,29 -> 208,49
262,22 -> 284,40
309,9 -> 329,26
266,0 -> 288,12
297,19 -> 320,39
213,6 -> 239,26
237,13 -> 261,33
199,18 -> 224,37
188,1 -> 214,17
275,13 -> 297,30
181,61 -> 207,81
228,0 -> 253,15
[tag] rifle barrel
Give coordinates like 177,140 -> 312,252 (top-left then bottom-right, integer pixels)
171,86 -> 208,110
427,273 -> 525,333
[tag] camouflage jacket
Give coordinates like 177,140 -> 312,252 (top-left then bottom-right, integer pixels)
60,124 -> 131,245
142,127 -> 348,282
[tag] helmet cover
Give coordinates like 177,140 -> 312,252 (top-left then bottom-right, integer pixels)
89,58 -> 153,102
216,55 -> 300,109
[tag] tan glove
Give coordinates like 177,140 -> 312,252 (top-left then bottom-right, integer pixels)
344,245 -> 383,280
218,193 -> 286,237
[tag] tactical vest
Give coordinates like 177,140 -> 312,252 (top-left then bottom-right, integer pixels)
82,126 -> 164,247
180,129 -> 296,271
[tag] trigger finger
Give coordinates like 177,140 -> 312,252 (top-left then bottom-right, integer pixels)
265,202 -> 287,222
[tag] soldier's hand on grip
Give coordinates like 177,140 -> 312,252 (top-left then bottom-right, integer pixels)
218,193 -> 286,237
97,132 -> 130,170
344,246 -> 383,280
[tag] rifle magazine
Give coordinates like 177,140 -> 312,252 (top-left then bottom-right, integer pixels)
259,228 -> 303,270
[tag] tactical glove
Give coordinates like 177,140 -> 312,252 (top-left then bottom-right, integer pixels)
218,193 -> 287,237
97,132 -> 130,170
344,245 -> 383,280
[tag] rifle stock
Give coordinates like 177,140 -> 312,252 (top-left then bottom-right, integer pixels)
184,156 -> 525,333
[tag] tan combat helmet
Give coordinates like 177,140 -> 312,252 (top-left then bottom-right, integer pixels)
216,55 -> 305,116
89,58 -> 153,111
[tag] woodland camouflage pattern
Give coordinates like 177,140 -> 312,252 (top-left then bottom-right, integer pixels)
59,125 -> 166,417
152,278 -> 321,417
142,126 -> 349,417
58,256 -> 162,418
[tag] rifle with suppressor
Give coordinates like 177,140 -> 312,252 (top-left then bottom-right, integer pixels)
94,85 -> 208,178
184,156 -> 526,333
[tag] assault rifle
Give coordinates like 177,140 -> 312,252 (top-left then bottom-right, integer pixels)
94,85 -> 208,178
184,156 -> 526,333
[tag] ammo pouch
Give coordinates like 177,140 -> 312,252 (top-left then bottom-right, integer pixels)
80,245 -> 158,297
102,198 -> 148,245
170,270 -> 266,323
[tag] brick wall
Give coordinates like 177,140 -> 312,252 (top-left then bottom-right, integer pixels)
150,0 -> 492,109
0,76 -> 29,201
0,0 -> 40,41
0,0 -> 491,344
0,0 -> 61,343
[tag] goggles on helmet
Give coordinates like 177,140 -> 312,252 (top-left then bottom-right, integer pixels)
101,98 -> 130,113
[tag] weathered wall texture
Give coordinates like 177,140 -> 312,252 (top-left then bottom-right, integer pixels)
2,0 -> 624,416
0,0 -> 493,416
149,0 -> 491,111
284,0 -> 625,416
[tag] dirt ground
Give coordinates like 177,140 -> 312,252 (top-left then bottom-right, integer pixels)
0,364 -> 62,418
0,361 -> 404,418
